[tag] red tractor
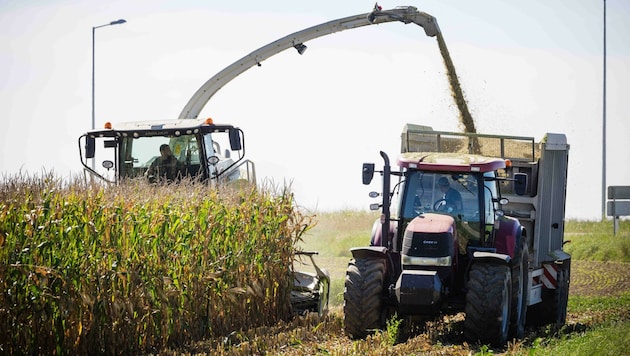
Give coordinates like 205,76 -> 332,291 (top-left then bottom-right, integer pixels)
344,125 -> 570,345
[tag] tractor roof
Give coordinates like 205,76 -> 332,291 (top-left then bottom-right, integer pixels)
86,118 -> 235,138
398,152 -> 506,173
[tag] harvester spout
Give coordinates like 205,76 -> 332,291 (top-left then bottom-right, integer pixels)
368,4 -> 440,37
178,5 -> 440,120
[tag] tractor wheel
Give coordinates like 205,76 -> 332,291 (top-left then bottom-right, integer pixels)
509,235 -> 529,339
343,257 -> 386,339
465,263 -> 512,346
526,259 -> 570,327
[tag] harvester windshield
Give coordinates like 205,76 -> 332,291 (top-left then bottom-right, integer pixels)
118,134 -> 203,180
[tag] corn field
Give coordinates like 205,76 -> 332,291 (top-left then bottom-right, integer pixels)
0,173 -> 312,355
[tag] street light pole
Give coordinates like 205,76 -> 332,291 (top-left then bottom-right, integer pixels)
92,19 -> 126,132
602,0 -> 607,219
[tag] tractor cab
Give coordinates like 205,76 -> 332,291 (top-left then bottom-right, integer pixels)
400,169 -> 495,254
78,118 -> 256,185
395,153 -> 514,256
366,152 -> 520,257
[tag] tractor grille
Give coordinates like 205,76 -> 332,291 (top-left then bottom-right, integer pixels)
402,231 -> 453,258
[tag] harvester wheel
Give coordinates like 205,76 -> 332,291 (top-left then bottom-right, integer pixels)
343,257 -> 385,339
465,263 -> 512,346
509,235 -> 529,339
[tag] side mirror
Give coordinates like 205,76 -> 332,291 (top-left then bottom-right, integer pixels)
85,136 -> 96,159
514,173 -> 527,196
362,163 -> 375,185
228,128 -> 242,151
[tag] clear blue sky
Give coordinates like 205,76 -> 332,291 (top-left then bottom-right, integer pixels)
1,0 -> 629,220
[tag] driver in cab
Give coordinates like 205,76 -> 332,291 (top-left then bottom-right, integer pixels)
146,144 -> 183,183
437,177 -> 463,214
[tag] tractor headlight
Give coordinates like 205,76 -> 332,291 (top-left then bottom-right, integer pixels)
402,255 -> 452,267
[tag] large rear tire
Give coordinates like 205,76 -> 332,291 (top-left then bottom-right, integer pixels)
465,263 -> 512,346
509,234 -> 529,339
343,257 -> 386,339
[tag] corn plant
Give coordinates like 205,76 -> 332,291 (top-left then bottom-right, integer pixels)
0,172 -> 313,354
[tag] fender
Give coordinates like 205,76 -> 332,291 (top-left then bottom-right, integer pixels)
494,216 -> 523,258
472,251 -> 511,266
369,218 -> 397,248
350,246 -> 388,260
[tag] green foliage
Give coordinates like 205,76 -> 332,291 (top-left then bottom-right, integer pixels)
299,210 -> 380,257
565,220 -> 630,262
528,321 -> 630,356
568,293 -> 630,321
474,344 -> 494,355
298,210 -> 379,307
330,277 -> 345,306
0,173 -> 312,354
384,314 -> 403,347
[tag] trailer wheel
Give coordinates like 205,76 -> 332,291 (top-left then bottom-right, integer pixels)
554,262 -> 570,326
465,263 -> 512,346
343,257 -> 385,339
509,235 -> 529,339
527,259 -> 570,327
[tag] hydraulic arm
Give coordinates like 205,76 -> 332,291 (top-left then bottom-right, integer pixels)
178,5 -> 440,120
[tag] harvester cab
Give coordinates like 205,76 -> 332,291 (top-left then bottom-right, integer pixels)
344,124 -> 570,346
79,118 -> 256,185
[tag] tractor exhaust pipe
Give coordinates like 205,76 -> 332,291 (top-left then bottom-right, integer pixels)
380,151 -> 391,248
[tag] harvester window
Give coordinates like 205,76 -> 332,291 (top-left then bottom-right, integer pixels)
119,136 -> 171,178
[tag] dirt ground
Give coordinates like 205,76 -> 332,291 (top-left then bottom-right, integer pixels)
570,260 -> 630,297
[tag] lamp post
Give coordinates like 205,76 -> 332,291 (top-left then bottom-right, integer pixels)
92,19 -> 126,132
602,0 -> 607,219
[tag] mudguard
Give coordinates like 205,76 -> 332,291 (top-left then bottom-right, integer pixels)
350,246 -> 388,259
369,218 -> 397,248
472,251 -> 511,265
494,216 -> 522,258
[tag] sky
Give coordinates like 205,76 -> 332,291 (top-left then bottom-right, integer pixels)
1,0 -> 629,220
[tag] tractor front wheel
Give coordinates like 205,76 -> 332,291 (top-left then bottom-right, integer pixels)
343,257 -> 386,339
465,263 -> 512,346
